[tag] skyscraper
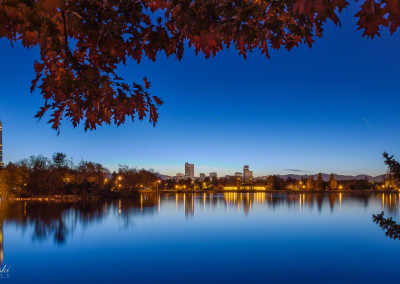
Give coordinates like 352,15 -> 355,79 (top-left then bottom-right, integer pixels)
176,173 -> 184,181
0,121 -> 3,169
185,162 -> 195,180
243,165 -> 253,181
210,172 -> 217,180
199,173 -> 205,181
234,172 -> 243,179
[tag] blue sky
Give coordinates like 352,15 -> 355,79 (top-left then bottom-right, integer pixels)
1,4 -> 400,177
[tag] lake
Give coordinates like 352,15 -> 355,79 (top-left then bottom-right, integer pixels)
1,192 -> 400,283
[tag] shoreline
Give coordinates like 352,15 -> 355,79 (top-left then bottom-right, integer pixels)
146,189 -> 398,194
2,189 -> 398,201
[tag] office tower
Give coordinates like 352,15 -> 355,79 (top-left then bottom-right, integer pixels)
176,173 -> 184,181
234,172 -> 243,178
243,165 -> 253,181
210,172 -> 217,180
185,162 -> 195,180
200,173 -> 205,181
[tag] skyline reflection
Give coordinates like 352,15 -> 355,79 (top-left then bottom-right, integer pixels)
1,192 -> 400,283
0,192 -> 398,257
0,192 -> 397,242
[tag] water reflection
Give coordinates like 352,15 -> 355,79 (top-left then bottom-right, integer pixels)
2,192 -> 400,283
0,192 -> 399,262
0,193 -> 398,229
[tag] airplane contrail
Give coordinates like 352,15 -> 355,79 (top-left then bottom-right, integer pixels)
362,116 -> 371,127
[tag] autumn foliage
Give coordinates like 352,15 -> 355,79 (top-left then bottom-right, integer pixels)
0,152 -> 160,197
0,0 -> 398,131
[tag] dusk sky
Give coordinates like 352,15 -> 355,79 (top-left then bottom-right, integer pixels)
1,3 -> 399,177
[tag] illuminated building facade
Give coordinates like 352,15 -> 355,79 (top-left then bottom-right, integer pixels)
234,172 -> 243,179
210,172 -> 217,180
0,121 -> 3,169
243,165 -> 253,181
222,185 -> 266,191
176,173 -> 184,181
185,162 -> 194,180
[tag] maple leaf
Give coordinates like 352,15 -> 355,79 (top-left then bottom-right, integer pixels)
143,77 -> 151,89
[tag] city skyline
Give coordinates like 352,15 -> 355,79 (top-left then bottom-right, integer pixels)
172,162 -> 384,181
0,124 -> 390,178
0,125 -> 389,177
0,118 -> 392,177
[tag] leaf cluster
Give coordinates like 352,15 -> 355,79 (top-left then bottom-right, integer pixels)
383,152 -> 400,182
1,0 -> 397,130
373,211 -> 400,240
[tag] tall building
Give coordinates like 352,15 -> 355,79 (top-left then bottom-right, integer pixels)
234,172 -> 243,178
210,172 -> 217,180
243,165 -> 253,181
0,121 -> 3,169
200,173 -> 205,181
176,173 -> 184,181
185,162 -> 195,180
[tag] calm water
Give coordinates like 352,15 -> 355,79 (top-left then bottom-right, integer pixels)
1,192 -> 400,283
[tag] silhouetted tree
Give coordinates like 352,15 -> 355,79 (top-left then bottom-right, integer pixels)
383,152 -> 400,183
0,162 -> 29,196
383,175 -> 399,191
315,173 -> 325,191
0,153 -> 162,197
306,175 -> 314,190
373,212 -> 400,240
266,176 -> 274,190
328,173 -> 338,190
52,153 -> 68,169
354,178 -> 372,190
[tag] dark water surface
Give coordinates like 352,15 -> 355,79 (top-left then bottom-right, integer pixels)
1,192 -> 400,283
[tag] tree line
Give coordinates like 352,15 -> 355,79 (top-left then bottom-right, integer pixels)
159,172 -> 379,191
1,152 -> 398,197
0,153 -> 159,198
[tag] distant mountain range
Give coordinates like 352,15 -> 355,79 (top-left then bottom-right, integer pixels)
274,173 -> 386,182
158,174 -> 173,180
158,173 -> 386,182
